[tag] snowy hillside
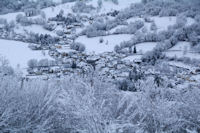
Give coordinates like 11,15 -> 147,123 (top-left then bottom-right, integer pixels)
0,39 -> 51,68
0,0 -> 200,133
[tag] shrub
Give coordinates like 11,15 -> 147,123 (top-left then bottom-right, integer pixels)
142,48 -> 165,65
56,30 -> 64,36
99,37 -> 104,43
117,79 -> 136,92
150,21 -> 157,31
43,23 -> 55,31
70,42 -> 85,52
72,1 -> 95,13
27,59 -> 38,68
174,14 -> 187,29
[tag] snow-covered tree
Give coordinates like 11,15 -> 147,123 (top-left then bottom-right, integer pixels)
70,42 -> 85,52
27,59 -> 38,68
97,0 -> 103,9
72,1 -> 95,13
150,21 -> 157,31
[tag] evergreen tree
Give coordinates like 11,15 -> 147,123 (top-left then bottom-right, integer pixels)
133,45 -> 137,53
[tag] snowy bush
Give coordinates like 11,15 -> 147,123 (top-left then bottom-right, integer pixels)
97,0 -> 103,9
27,59 -> 38,68
27,33 -> 59,46
72,1 -> 95,13
70,42 -> 85,52
38,59 -> 49,67
62,0 -> 77,3
0,75 -> 120,133
16,14 -> 24,23
117,79 -> 136,92
195,14 -> 200,22
16,14 -> 46,26
130,20 -> 144,31
114,20 -> 144,34
0,0 -> 56,14
188,32 -> 199,46
49,12 -> 79,25
43,23 -> 55,31
0,18 -> 7,25
117,3 -> 145,20
157,31 -> 167,42
40,11 -> 46,19
25,8 -> 40,17
142,47 -> 165,65
111,0 -> 119,5
193,43 -> 200,53
150,21 -> 157,31
159,8 -> 178,17
144,32 -> 158,42
144,16 -> 153,23
4,20 -> 15,32
83,25 -> 107,37
145,4 -> 161,16
0,67 -> 200,132
99,37 -> 104,43
174,14 -> 187,29
28,59 -> 56,68
133,78 -> 200,133
114,45 -> 120,53
56,30 -> 64,36
0,56 -> 14,76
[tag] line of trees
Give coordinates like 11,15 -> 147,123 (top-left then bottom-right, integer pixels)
0,0 -> 55,15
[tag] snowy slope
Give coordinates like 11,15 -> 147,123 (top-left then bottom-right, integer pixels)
0,39 -> 51,69
75,34 -> 133,54
165,42 -> 200,60
89,0 -> 141,14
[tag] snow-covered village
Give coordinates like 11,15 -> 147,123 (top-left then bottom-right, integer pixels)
0,0 -> 200,132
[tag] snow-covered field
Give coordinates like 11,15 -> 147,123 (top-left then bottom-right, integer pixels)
0,39 -> 51,69
165,42 -> 200,59
75,34 -> 133,54
15,25 -> 57,36
0,12 -> 25,22
136,42 -> 157,53
122,54 -> 142,62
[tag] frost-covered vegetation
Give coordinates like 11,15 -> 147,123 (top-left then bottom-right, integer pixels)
0,0 -> 55,14
0,0 -> 200,132
1,58 -> 200,133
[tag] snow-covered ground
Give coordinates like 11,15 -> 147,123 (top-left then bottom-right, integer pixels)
165,42 -> 200,60
0,39 -> 51,69
153,16 -> 176,31
15,25 -> 57,36
169,41 -> 191,51
126,17 -> 144,24
75,34 -> 133,54
122,54 -> 142,62
165,51 -> 200,60
153,17 -> 195,32
135,42 -> 157,53
168,61 -> 194,70
109,25 -> 127,34
42,2 -> 74,19
0,12 -> 25,22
